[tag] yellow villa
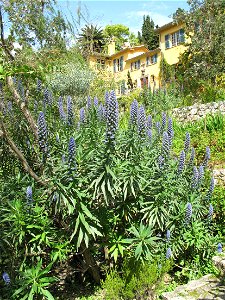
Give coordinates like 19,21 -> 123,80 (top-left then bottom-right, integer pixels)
89,21 -> 189,94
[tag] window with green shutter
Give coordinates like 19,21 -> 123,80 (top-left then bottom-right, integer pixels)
165,34 -> 170,49
120,56 -> 124,71
113,59 -> 116,73
179,28 -> 185,43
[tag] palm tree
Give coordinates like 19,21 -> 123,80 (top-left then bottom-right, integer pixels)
78,24 -> 105,56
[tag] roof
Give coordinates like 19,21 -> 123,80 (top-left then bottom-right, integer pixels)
125,48 -> 161,62
109,45 -> 149,58
89,52 -> 110,59
155,21 -> 182,33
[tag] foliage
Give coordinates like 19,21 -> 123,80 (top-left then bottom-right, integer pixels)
77,24 -> 105,57
174,0 -> 225,96
103,24 -> 138,51
1,0 -> 68,49
159,56 -> 175,86
0,75 -> 223,299
138,15 -> 159,50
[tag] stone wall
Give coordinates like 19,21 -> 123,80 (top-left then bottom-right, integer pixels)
171,100 -> 225,122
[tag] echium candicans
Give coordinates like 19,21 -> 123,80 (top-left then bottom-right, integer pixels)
178,150 -> 185,174
189,147 -> 195,166
94,96 -> 98,107
198,165 -> 204,185
161,112 -> 167,130
2,272 -> 10,285
167,117 -> 174,147
67,96 -> 74,125
166,230 -> 170,241
208,204 -> 213,220
166,247 -> 172,259
105,90 -> 119,144
155,121 -> 161,135
217,243 -> 222,253
158,155 -> 165,169
147,115 -> 152,130
147,129 -> 152,143
87,95 -> 92,110
130,99 -> 138,125
191,166 -> 199,189
185,202 -> 192,224
162,131 -> 170,157
137,105 -> 146,138
203,146 -> 210,167
80,107 -> 86,123
68,137 -> 76,172
206,177 -> 215,200
97,103 -> 105,121
37,112 -> 48,153
44,88 -> 49,107
37,78 -> 42,92
26,186 -> 32,204
184,132 -> 191,153
58,96 -> 66,121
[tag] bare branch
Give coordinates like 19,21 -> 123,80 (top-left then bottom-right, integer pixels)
0,5 -> 14,61
1,119 -> 47,186
6,76 -> 39,142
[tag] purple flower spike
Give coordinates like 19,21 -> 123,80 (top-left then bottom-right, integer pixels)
80,107 -> 86,123
105,90 -> 119,144
162,131 -> 170,157
68,137 -> 76,172
217,243 -> 222,253
87,96 -> 92,110
2,272 -> 10,285
37,112 -> 48,153
67,96 -> 74,125
206,177 -> 215,200
130,99 -> 138,125
184,132 -> 191,153
189,147 -> 195,166
58,96 -> 66,121
203,146 -> 210,167
137,105 -> 146,138
167,117 -> 173,137
161,112 -> 167,130
178,150 -> 185,174
158,155 -> 165,169
166,247 -> 172,259
155,121 -> 161,135
37,79 -> 42,92
147,115 -> 152,130
166,230 -> 170,241
185,202 -> 192,224
191,166 -> 199,189
26,186 -> 32,204
147,129 -> 152,143
198,165 -> 204,185
94,96 -> 98,106
208,204 -> 213,219
98,103 -> 105,121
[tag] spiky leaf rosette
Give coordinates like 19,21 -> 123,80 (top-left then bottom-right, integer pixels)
105,90 -> 119,144
37,112 -> 48,153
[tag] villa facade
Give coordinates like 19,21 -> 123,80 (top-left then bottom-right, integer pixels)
89,22 -> 190,94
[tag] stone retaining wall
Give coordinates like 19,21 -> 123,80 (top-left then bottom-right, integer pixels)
171,101 -> 225,122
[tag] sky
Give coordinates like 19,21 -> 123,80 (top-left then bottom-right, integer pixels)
57,0 -> 190,34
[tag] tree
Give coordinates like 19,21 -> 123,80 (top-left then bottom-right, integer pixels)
175,0 -> 225,93
1,0 -> 68,49
103,24 -> 139,51
78,24 -> 105,56
139,15 -> 159,50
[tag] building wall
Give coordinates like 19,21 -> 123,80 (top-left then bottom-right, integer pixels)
159,24 -> 189,65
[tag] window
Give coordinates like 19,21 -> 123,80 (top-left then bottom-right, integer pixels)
113,56 -> 124,73
96,59 -> 105,70
146,56 -> 150,66
146,54 -> 157,66
165,29 -> 185,49
131,59 -> 140,71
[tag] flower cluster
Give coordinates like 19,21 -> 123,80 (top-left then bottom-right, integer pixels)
162,131 -> 170,157
2,272 -> 10,285
184,132 -> 190,153
178,150 -> 185,174
68,137 -> 76,172
105,90 -> 119,144
80,107 -> 86,123
58,96 -> 66,121
130,99 -> 138,125
147,115 -> 152,130
185,202 -> 192,224
26,186 -> 32,204
94,96 -> 98,107
137,105 -> 146,138
67,96 -> 74,125
37,112 -> 48,153
166,247 -> 172,259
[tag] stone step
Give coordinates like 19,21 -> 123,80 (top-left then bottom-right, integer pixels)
162,274 -> 224,300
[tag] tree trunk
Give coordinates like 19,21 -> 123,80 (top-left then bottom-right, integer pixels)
81,242 -> 100,284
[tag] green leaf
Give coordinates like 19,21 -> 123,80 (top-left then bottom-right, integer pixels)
41,288 -> 55,300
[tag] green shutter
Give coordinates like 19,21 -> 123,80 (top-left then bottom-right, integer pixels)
179,29 -> 185,43
113,59 -> 116,72
138,60 -> 140,69
165,34 -> 170,49
120,56 -> 124,71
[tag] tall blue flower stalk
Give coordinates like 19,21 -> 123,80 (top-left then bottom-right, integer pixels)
161,112 -> 167,130
105,90 -> 119,144
58,96 -> 66,121
167,117 -> 174,147
147,115 -> 152,130
208,204 -> 213,220
162,131 -> 170,157
67,96 -> 74,125
206,177 -> 215,200
166,230 -> 170,241
166,247 -> 172,259
155,121 -> 161,135
37,112 -> 48,153
94,96 -> 98,107
98,103 -> 105,121
87,96 -> 92,110
198,165 -> 204,185
158,155 -> 165,169
137,105 -> 146,138
184,132 -> 190,153
130,99 -> 138,125
2,272 -> 10,285
37,78 -> 42,92
189,147 -> 195,166
217,243 -> 222,253
178,150 -> 185,174
80,107 -> 86,123
185,202 -> 192,224
26,186 -> 32,205
147,129 -> 152,143
191,166 -> 199,189
203,146 -> 210,167
68,137 -> 76,172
